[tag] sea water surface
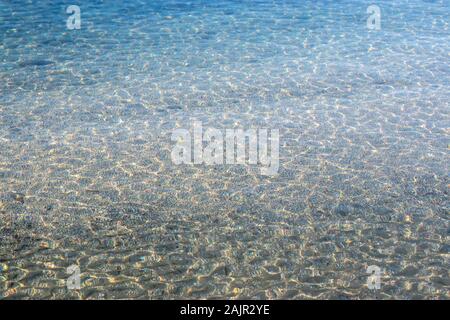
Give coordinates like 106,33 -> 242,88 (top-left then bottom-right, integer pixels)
0,0 -> 449,299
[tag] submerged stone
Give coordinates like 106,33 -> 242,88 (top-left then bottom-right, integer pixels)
18,59 -> 54,67
333,203 -> 354,217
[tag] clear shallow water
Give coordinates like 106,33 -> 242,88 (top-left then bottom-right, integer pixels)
0,0 -> 449,299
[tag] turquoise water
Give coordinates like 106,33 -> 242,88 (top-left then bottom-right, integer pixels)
0,0 -> 449,299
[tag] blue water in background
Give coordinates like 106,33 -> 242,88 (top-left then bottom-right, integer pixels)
0,0 -> 449,299
1,1 -> 448,94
